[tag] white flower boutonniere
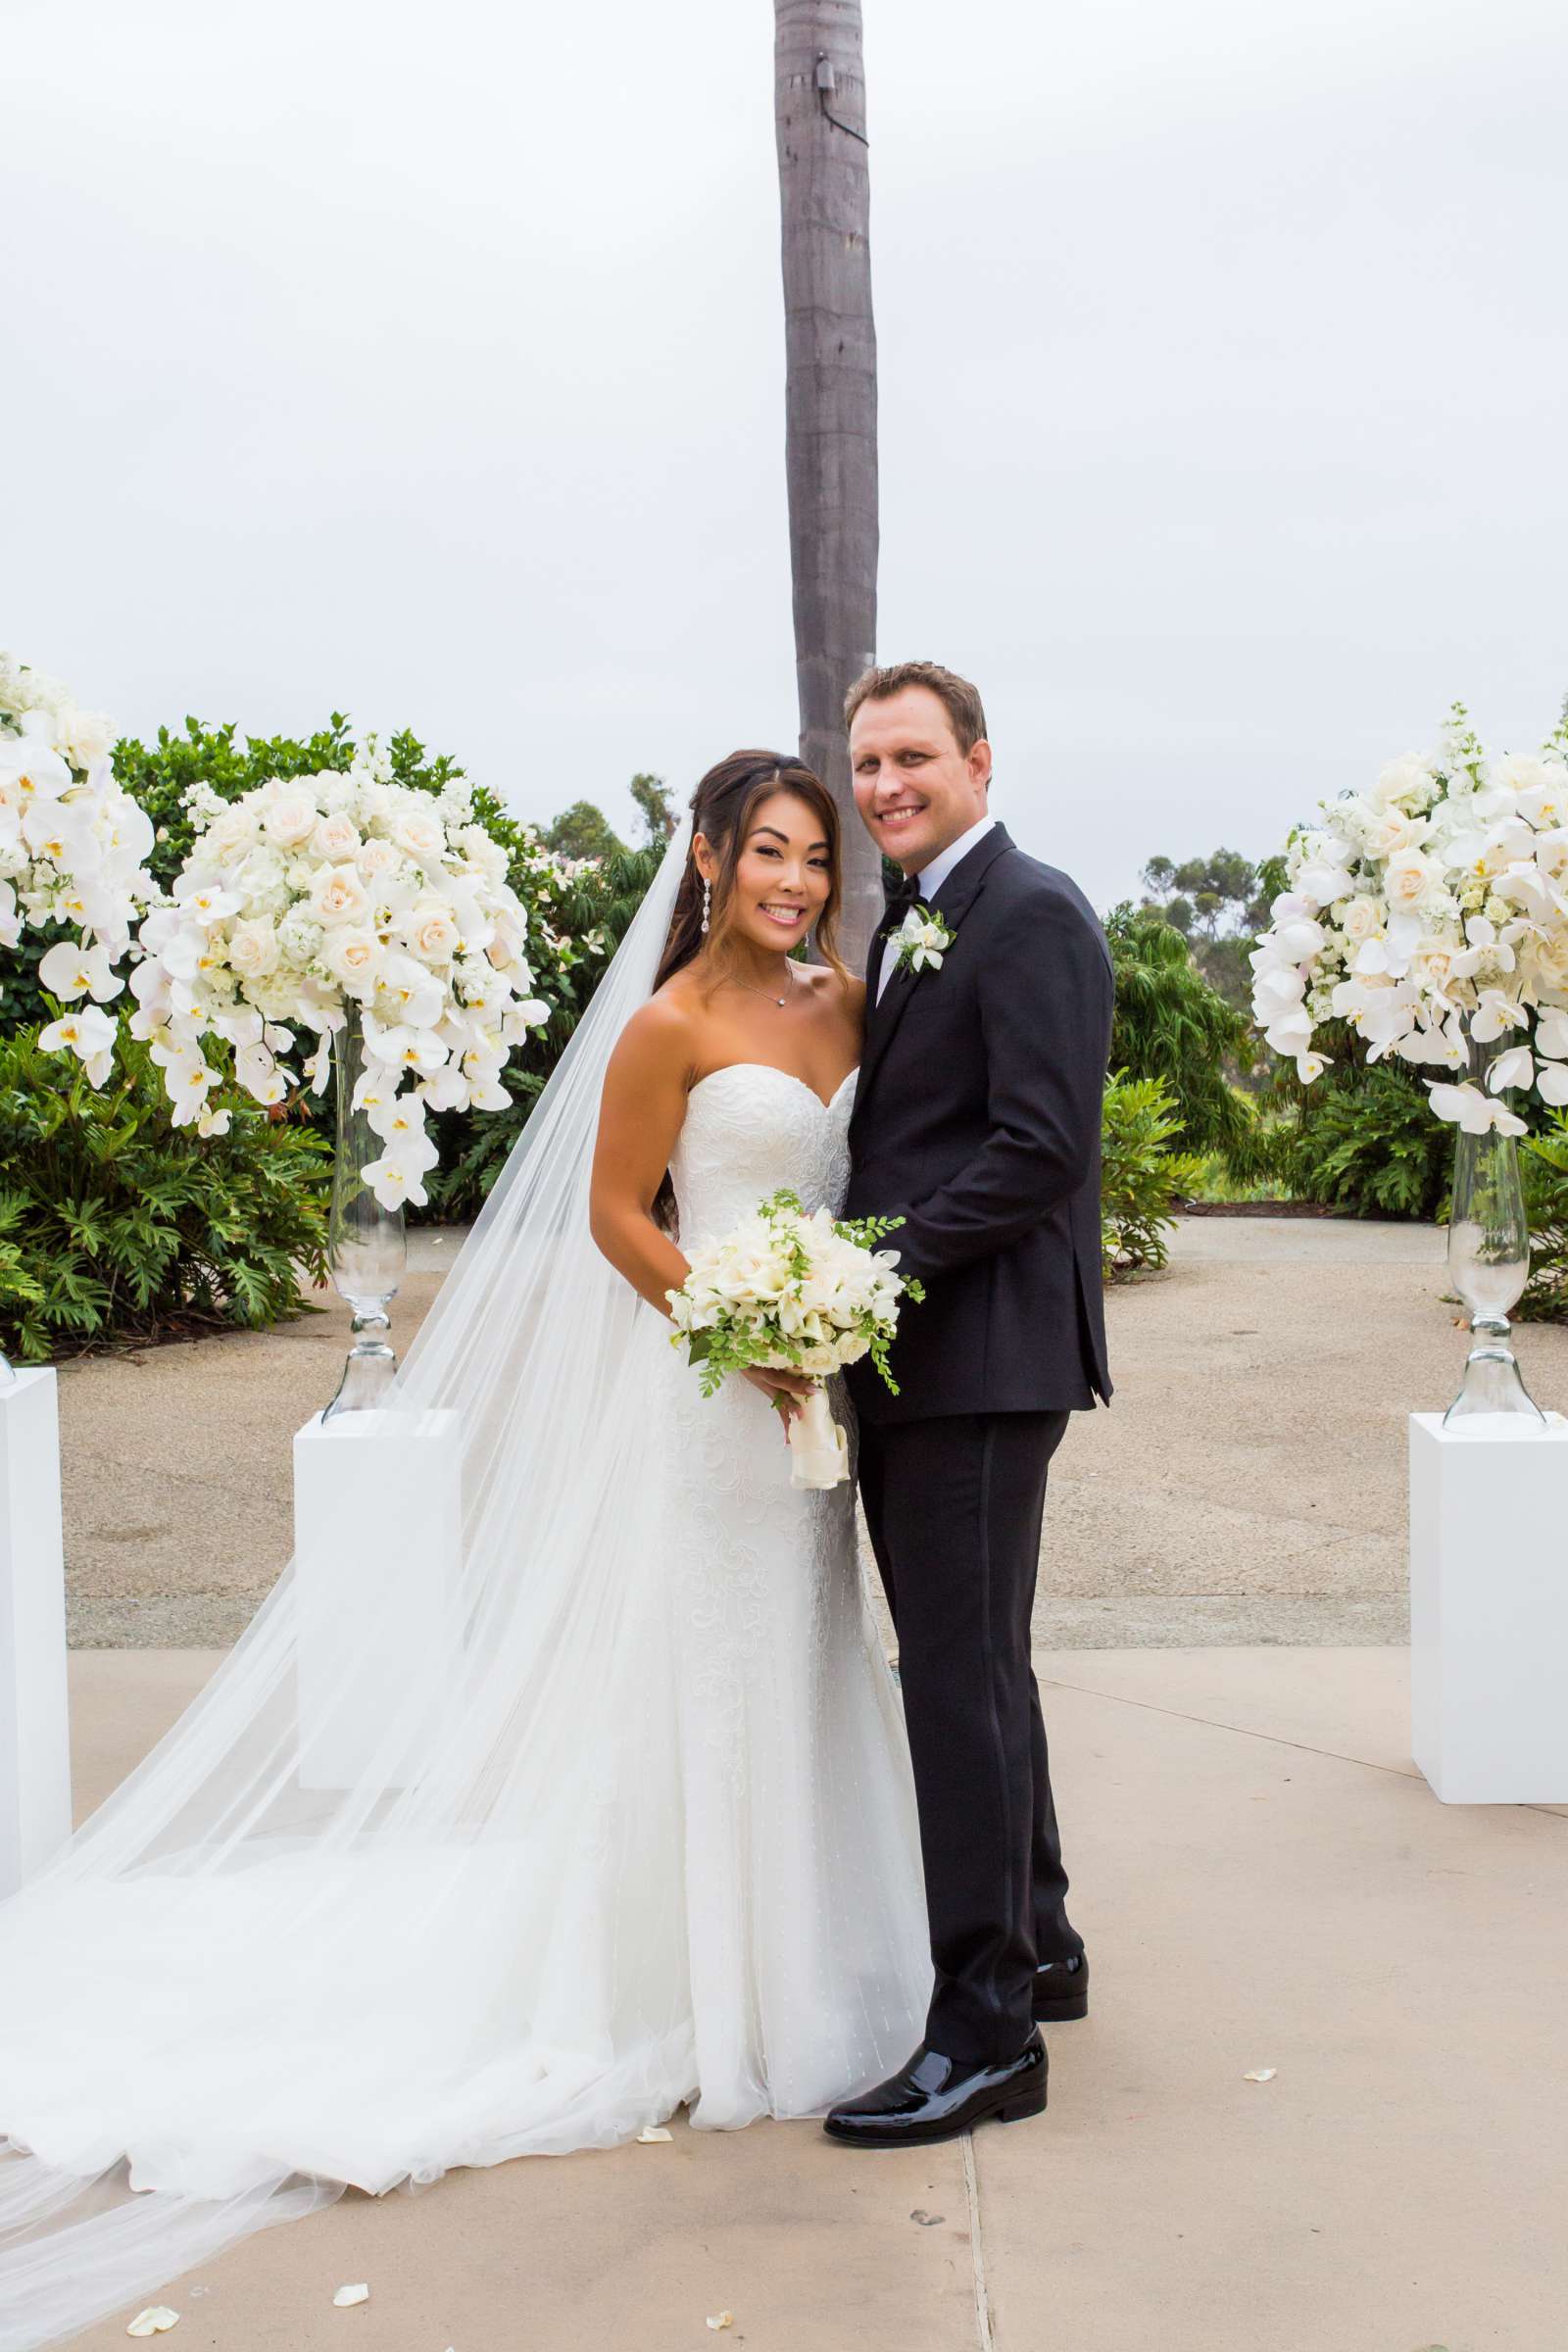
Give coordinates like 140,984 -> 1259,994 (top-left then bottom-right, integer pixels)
891,904 -> 956,980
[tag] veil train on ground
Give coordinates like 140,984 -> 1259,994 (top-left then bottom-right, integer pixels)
0,824 -> 711,2345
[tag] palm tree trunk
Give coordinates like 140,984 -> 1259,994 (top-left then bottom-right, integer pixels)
773,0 -> 882,963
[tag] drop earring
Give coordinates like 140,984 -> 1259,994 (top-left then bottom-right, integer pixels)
701,879 -> 711,936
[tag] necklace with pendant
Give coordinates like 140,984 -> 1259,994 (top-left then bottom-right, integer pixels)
728,964 -> 798,1007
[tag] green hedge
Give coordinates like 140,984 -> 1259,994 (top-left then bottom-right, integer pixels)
0,1024 -> 330,1363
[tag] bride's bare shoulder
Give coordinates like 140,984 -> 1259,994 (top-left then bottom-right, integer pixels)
609,971 -> 704,1086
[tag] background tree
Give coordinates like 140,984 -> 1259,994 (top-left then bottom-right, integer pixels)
628,771 -> 678,845
1140,847 -> 1271,1011
1103,904 -> 1260,1162
774,0 -> 882,962
544,801 -> 624,861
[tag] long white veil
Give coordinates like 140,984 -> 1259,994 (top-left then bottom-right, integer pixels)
0,820 -> 702,2347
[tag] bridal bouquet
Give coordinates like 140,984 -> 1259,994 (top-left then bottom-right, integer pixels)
666,1188 -> 923,1490
1251,705 -> 1568,1135
129,736 -> 550,1198
0,651 -> 155,1062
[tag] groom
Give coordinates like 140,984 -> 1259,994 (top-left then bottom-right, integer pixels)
825,662 -> 1113,2149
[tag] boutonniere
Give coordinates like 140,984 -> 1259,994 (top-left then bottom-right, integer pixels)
891,904 -> 956,979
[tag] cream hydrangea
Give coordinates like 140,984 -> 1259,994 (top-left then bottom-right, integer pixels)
1251,705 -> 1568,1134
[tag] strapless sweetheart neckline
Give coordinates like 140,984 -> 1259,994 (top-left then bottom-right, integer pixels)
687,1061 -> 860,1116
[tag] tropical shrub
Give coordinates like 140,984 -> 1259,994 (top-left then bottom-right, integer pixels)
1519,1114 -> 1568,1321
1100,1072 -> 1204,1279
1104,905 -> 1262,1165
1249,1029 -> 1454,1218
0,1024 -> 330,1362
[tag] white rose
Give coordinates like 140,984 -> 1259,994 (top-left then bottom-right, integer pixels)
407,901 -> 460,962
392,807 -> 445,864
1385,849 -> 1438,910
323,927 -> 382,987
308,862 -> 371,927
312,812 -> 362,861
356,836 -> 403,882
58,708 -> 116,768
1339,895 -> 1385,945
1364,807 -> 1426,860
227,917 -> 281,981
262,793 -> 318,849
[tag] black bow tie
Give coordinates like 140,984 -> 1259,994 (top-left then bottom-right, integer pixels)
880,871 -> 924,930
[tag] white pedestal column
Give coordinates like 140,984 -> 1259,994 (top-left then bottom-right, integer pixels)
0,1369 -> 72,1895
1409,1410 -> 1568,1803
294,1406 -> 463,1791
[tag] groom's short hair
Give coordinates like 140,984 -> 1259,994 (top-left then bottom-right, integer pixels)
843,662 -> 988,755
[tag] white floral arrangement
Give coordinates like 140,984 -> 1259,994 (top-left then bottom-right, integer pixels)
127,736 -> 550,1204
1250,707 -> 1568,1138
0,651 -> 155,1074
666,1187 -> 923,1489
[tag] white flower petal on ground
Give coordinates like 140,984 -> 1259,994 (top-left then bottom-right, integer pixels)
1242,2068 -> 1278,2084
124,2307 -> 180,2335
331,2283 -> 370,2308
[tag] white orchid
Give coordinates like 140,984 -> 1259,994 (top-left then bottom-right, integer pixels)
1427,1082 -> 1528,1137
891,905 -> 956,979
36,939 -> 123,1004
38,1003 -> 119,1064
1,652 -> 154,1050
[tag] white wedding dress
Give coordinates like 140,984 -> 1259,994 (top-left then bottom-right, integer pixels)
0,826 -> 930,2350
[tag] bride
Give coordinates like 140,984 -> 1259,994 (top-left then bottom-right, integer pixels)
0,749 -> 929,2349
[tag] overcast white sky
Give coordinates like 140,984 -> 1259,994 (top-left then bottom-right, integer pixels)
7,0 -> 1567,912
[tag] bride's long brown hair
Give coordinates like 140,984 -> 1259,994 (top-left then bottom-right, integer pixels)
654,750 -> 848,995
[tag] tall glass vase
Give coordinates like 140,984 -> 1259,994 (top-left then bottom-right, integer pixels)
324,1003 -> 406,1420
1445,1036 -> 1545,1428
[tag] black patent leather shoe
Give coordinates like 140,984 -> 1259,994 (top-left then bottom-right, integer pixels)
1032,1950 -> 1088,2023
822,2034 -> 1047,2148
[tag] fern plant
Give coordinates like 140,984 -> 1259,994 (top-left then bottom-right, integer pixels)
0,1023 -> 329,1362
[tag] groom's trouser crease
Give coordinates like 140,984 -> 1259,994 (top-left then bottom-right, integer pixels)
858,1410 -> 1077,2068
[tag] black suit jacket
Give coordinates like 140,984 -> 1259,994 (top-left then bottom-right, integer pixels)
844,822 -> 1113,1426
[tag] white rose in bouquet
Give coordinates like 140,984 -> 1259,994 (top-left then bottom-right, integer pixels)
666,1188 -> 923,1491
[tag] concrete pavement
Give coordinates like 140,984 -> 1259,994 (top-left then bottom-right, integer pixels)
61,1643 -> 1568,2352
62,1213 -> 1568,1651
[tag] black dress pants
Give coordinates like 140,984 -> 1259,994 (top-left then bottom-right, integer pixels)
858,1409 -> 1080,2066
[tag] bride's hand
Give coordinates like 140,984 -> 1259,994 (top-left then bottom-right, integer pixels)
741,1365 -> 816,1433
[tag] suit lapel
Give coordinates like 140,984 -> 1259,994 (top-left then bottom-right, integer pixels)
852,823 -> 1015,1134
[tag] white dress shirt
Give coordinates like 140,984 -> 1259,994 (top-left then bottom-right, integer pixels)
875,813 -> 997,1002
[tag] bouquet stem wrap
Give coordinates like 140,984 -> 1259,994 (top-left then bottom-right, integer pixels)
788,1387 -> 850,1490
